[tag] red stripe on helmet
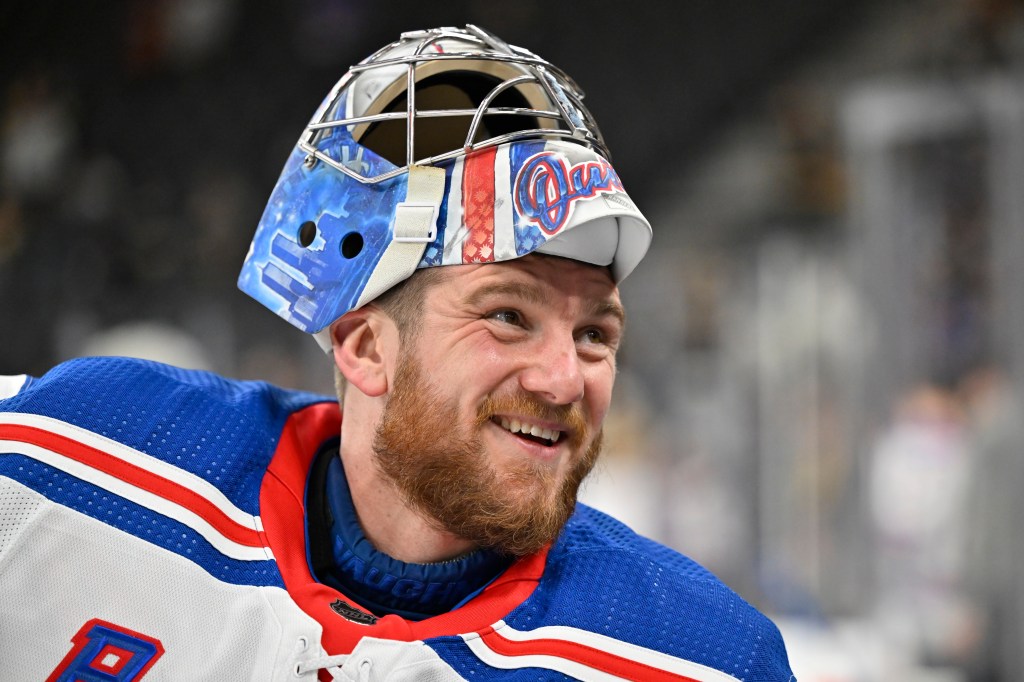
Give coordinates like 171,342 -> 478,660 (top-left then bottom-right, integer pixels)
461,146 -> 498,263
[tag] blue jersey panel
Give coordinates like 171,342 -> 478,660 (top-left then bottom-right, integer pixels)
0,356 -> 328,516
428,504 -> 794,682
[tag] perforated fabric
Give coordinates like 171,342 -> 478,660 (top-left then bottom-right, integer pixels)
0,476 -> 43,558
0,357 -> 324,516
426,505 -> 794,681
0,479 -> 324,680
1,453 -> 283,585
0,356 -> 331,584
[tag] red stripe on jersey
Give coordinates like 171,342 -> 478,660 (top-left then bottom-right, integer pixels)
0,423 -> 263,548
478,626 -> 703,682
461,146 -> 497,263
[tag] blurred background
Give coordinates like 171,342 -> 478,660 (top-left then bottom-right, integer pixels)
2,1 -> 1023,679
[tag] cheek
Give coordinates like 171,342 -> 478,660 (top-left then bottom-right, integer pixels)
432,342 -> 518,416
583,366 -> 616,425
452,336 -> 523,385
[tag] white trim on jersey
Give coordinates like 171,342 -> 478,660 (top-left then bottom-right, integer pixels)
0,412 -> 273,562
0,375 -> 27,400
461,620 -> 741,682
463,636 -> 626,682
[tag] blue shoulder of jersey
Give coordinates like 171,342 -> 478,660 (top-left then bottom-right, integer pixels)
0,356 -> 333,586
516,504 -> 794,680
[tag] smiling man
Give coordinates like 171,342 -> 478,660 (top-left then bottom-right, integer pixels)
0,26 -> 795,681
339,257 -> 619,564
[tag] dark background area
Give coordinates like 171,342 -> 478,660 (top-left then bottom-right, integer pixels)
0,0 -> 870,377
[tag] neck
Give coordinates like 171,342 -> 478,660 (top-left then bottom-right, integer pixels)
340,395 -> 476,563
344,456 -> 477,563
315,452 -> 512,619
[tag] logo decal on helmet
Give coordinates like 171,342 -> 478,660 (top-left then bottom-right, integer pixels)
513,151 -> 625,235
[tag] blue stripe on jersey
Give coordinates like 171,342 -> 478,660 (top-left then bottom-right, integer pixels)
0,454 -> 284,586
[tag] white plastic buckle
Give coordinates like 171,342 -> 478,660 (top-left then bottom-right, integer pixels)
393,202 -> 439,242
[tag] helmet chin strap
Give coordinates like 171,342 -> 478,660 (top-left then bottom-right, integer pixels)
313,164 -> 446,353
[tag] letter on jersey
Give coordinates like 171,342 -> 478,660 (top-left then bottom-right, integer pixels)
47,619 -> 164,682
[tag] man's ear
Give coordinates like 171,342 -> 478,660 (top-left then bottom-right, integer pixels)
329,308 -> 395,398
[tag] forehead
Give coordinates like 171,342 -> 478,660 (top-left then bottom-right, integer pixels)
434,254 -> 620,305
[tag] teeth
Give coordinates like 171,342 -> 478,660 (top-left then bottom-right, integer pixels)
497,417 -> 561,444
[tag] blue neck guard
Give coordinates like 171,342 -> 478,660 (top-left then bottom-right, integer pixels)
317,453 -> 512,620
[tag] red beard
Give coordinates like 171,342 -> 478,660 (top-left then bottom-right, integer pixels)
371,352 -> 602,557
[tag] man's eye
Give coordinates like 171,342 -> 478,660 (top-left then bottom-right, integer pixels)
489,309 -> 522,326
580,328 -> 605,344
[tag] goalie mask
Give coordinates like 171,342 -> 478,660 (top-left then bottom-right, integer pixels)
239,25 -> 652,350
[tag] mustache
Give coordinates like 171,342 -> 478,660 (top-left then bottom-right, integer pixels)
476,392 -> 589,449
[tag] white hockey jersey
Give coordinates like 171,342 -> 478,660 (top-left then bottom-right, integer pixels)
0,357 -> 794,681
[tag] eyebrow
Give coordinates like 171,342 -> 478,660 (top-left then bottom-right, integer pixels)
465,281 -> 548,308
464,281 -> 626,327
592,299 -> 627,328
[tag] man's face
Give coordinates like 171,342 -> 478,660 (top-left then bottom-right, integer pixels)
372,254 -> 624,556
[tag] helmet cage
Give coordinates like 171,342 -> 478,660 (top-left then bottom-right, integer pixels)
298,25 -> 608,184
239,25 -> 652,347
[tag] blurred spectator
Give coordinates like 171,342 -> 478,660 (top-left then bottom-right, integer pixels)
868,384 -> 975,674
1,74 -> 76,201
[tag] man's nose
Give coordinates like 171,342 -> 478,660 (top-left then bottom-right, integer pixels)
518,335 -> 585,406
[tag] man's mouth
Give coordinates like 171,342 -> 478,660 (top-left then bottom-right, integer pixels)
495,417 -> 563,447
